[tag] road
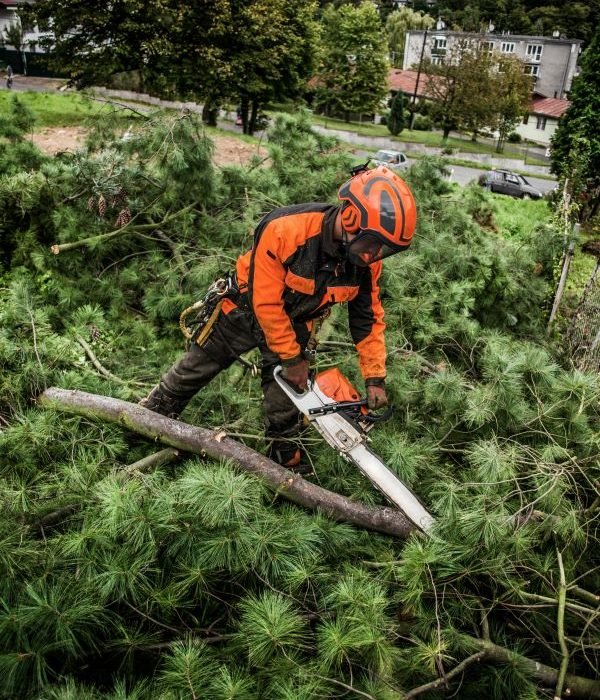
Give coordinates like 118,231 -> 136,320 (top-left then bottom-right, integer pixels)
353,150 -> 556,194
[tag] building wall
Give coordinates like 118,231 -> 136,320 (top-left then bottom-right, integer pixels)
0,6 -> 44,52
515,115 -> 559,146
404,31 -> 580,99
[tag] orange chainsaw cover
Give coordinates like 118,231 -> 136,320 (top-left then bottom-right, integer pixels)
315,368 -> 368,414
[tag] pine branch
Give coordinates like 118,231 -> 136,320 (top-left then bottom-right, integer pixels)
555,550 -> 570,700
464,636 -> 600,700
151,229 -> 190,275
38,388 -> 417,539
569,586 -> 600,607
36,448 -> 180,530
50,202 -> 197,254
75,335 -> 147,387
403,651 -> 487,699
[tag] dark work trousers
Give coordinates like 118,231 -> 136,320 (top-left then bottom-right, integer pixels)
144,306 -> 309,462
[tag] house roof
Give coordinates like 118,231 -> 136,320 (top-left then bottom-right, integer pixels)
388,69 -> 430,97
530,96 -> 570,118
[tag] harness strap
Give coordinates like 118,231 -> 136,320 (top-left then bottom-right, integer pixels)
195,300 -> 224,347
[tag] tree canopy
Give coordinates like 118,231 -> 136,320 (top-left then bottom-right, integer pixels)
386,7 -> 434,68
423,41 -> 530,144
24,0 -> 319,133
551,25 -> 600,221
313,1 -> 389,120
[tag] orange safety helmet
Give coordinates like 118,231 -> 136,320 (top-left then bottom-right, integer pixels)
338,165 -> 417,267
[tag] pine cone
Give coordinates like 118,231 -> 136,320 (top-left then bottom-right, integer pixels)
89,325 -> 101,343
87,195 -> 96,212
115,207 -> 131,228
114,187 -> 128,206
98,194 -> 107,217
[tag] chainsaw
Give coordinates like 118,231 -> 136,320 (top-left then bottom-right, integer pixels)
274,366 -> 435,533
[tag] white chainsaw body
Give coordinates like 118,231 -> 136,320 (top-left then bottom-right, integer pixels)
274,367 -> 435,533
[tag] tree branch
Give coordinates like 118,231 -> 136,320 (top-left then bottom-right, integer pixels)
50,201 -> 197,254
555,550 -> 570,700
465,636 -> 600,700
38,388 -> 416,539
403,651 -> 487,699
75,335 -> 147,387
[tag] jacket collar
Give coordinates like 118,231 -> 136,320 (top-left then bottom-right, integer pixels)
321,205 -> 344,260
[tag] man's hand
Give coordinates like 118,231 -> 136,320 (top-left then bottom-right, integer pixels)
365,378 -> 388,410
281,355 -> 310,392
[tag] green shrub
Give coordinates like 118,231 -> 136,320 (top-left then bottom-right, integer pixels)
507,132 -> 522,143
412,115 -> 432,131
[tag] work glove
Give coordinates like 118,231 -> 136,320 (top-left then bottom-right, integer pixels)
365,378 -> 388,410
281,355 -> 310,392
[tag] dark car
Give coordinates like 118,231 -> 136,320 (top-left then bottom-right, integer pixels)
478,169 -> 543,199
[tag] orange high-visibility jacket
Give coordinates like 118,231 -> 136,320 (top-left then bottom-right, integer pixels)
224,203 -> 386,380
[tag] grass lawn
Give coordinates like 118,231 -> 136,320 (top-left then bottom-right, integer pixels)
0,91 -> 136,128
308,113 -> 545,162
490,195 -> 552,240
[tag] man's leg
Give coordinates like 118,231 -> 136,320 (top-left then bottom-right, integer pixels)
259,338 -> 310,471
142,310 -> 255,418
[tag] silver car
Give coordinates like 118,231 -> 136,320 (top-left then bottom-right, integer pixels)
372,149 -> 409,170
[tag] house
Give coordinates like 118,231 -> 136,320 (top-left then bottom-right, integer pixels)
403,30 -> 581,99
0,0 -> 47,74
517,95 -> 570,146
0,0 -> 39,45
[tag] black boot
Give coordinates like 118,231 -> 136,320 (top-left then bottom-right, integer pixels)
267,440 -> 312,475
139,385 -> 189,419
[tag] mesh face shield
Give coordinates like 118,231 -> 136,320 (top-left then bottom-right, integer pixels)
346,230 -> 407,267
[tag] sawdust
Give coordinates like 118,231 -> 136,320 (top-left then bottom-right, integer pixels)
30,126 -> 268,167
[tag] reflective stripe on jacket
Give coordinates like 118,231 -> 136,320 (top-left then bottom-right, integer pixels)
225,203 -> 386,380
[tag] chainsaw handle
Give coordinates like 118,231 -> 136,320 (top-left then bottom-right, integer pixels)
362,405 -> 394,423
273,365 -> 312,397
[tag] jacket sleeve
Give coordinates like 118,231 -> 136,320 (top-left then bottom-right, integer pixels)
348,261 -> 387,380
248,219 -> 302,360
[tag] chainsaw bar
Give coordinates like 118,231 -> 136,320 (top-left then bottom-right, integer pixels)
274,367 -> 435,533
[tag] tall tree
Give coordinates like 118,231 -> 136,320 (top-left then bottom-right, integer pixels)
386,7 -> 434,68
423,39 -> 495,140
23,0 -> 319,134
3,17 -> 27,74
228,0 -> 319,134
314,2 -> 389,121
492,53 -> 532,152
387,89 -> 406,135
551,26 -> 600,220
23,0 -> 181,90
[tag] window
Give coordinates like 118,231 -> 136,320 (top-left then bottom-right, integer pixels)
501,42 -> 515,53
481,41 -> 494,54
536,116 -> 547,130
431,56 -> 444,65
432,37 -> 447,51
526,44 -> 543,62
524,65 -> 540,78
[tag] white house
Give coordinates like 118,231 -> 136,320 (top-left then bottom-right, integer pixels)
517,95 -> 570,146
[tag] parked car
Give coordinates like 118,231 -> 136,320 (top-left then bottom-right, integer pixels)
478,169 -> 543,199
372,149 -> 409,170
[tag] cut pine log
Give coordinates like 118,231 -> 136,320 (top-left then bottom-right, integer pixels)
39,388 -> 416,539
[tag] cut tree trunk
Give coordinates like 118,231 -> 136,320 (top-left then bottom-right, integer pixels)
39,388 -> 416,539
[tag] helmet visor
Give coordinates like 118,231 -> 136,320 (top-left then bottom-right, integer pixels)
346,231 -> 406,267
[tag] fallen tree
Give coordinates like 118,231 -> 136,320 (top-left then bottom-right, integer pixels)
39,387 -> 416,539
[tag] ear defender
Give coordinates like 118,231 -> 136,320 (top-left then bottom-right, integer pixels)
340,202 -> 361,234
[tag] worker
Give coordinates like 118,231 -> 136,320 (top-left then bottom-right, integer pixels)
141,165 -> 417,470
